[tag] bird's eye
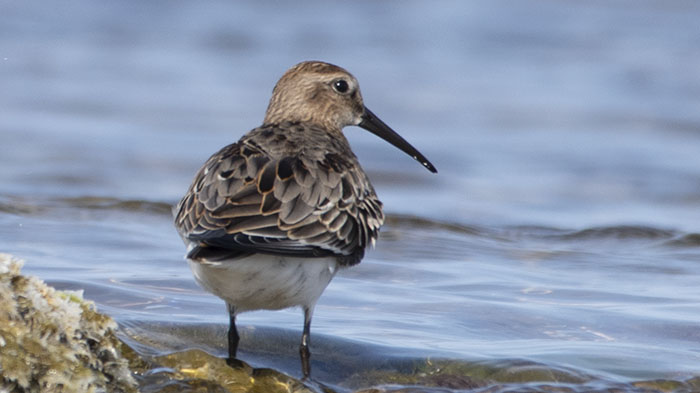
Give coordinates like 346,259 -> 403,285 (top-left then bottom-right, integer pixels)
332,79 -> 349,94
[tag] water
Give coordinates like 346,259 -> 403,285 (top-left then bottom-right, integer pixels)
2,0 -> 700,391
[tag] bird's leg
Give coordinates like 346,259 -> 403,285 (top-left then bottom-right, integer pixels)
226,302 -> 240,367
300,305 -> 314,378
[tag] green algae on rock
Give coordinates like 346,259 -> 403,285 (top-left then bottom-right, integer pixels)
135,349 -> 319,393
0,253 -> 137,393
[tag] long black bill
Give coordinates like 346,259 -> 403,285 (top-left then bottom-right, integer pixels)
359,107 -> 437,173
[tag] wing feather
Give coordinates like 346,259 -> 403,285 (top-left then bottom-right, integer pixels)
173,123 -> 384,265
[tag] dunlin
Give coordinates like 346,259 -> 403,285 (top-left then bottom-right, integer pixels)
174,61 -> 436,377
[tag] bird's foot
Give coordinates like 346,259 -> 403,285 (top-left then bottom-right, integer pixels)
226,357 -> 245,369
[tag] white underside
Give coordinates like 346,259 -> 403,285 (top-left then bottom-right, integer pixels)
188,254 -> 339,314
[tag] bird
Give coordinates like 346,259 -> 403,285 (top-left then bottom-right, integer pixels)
174,61 -> 437,377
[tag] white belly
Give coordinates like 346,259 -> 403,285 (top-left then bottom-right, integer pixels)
188,254 -> 339,314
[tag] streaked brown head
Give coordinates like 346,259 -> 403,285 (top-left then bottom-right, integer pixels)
264,61 -> 364,132
264,61 -> 437,173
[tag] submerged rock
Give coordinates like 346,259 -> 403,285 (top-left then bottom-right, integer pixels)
0,253 -> 137,393
138,349 -> 318,393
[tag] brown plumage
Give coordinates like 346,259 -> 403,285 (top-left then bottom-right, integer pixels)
174,61 -> 436,377
175,120 -> 382,266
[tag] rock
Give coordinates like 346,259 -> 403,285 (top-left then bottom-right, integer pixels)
0,253 -> 138,393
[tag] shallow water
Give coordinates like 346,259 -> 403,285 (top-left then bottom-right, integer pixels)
2,1 -> 700,391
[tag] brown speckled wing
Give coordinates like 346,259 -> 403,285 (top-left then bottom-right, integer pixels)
174,131 -> 384,266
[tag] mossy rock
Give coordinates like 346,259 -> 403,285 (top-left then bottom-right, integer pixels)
0,253 -> 137,393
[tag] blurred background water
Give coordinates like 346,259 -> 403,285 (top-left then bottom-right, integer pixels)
2,1 -> 700,391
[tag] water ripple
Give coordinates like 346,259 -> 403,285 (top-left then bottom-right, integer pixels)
0,194 -> 173,217
386,215 -> 700,253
